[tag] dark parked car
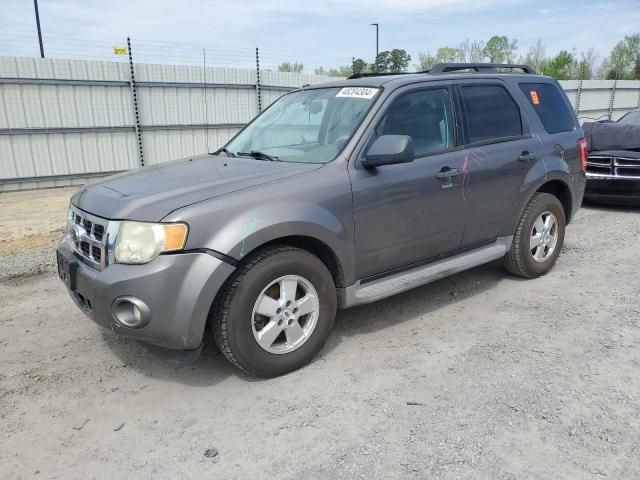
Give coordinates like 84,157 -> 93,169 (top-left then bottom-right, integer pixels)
617,109 -> 640,125
583,113 -> 640,204
57,63 -> 586,377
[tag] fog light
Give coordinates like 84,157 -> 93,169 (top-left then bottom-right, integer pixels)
112,296 -> 151,328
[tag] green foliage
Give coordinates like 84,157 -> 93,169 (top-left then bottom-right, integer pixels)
371,49 -> 411,73
302,32 -> 640,81
483,35 -> 518,63
415,51 -> 437,71
626,34 -> 640,79
435,47 -> 461,63
389,49 -> 412,73
371,51 -> 391,73
278,61 -> 304,73
351,58 -> 368,75
606,34 -> 640,80
541,50 -> 574,80
314,65 -> 354,77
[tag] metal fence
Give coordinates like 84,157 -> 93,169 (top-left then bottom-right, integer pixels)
1,55 -> 640,191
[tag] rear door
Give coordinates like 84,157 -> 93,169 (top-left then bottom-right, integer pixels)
455,80 -> 543,246
349,82 -> 467,279
516,80 -> 582,174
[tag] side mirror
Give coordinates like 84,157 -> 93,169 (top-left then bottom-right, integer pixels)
362,135 -> 415,168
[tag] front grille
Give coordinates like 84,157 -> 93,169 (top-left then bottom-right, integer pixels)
587,155 -> 640,178
68,206 -> 110,270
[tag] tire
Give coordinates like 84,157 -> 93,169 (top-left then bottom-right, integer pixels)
504,192 -> 566,279
212,246 -> 337,377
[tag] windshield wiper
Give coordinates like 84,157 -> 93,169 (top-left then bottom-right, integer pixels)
236,150 -> 279,161
210,147 -> 236,157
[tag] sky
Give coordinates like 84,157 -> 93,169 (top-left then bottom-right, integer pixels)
1,0 -> 639,71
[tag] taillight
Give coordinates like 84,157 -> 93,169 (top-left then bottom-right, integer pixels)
577,138 -> 588,171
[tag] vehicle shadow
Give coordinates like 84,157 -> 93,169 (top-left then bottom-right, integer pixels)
102,259 -> 510,385
102,328 -> 253,387
582,199 -> 640,211
323,259 -> 508,355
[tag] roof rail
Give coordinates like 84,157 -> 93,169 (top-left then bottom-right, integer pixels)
346,71 -> 412,80
427,63 -> 537,75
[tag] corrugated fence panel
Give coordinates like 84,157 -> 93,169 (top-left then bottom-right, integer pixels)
1,56 -> 639,191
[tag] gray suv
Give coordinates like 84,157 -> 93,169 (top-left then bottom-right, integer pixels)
57,63 -> 587,377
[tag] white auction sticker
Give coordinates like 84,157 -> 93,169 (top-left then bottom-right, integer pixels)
336,87 -> 379,99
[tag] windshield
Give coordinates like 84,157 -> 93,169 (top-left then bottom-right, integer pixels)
618,111 -> 640,126
224,86 -> 380,163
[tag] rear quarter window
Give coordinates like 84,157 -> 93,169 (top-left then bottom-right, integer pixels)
518,83 -> 575,134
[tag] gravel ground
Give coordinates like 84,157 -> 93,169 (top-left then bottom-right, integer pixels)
0,191 -> 639,479
0,187 -> 76,280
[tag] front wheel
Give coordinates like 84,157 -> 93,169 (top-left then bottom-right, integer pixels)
212,246 -> 337,377
504,192 -> 566,278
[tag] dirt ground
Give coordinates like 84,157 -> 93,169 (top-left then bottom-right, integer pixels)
0,188 -> 639,480
0,187 -> 77,255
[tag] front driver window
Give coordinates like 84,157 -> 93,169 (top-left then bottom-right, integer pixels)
375,88 -> 454,156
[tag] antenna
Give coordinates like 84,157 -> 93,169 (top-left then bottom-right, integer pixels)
203,48 -> 210,153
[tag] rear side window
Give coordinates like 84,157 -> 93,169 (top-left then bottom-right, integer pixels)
519,83 -> 575,134
461,85 -> 523,143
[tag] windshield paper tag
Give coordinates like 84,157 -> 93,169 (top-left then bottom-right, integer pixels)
336,87 -> 379,99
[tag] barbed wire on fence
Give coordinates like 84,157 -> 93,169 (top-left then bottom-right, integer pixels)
0,32 -> 354,73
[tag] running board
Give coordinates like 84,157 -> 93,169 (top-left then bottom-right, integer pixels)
340,236 -> 512,308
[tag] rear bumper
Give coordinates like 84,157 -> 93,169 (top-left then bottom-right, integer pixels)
585,176 -> 640,204
570,172 -> 587,221
57,240 -> 236,350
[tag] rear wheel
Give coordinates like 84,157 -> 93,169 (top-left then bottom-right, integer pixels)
504,192 -> 566,278
213,246 -> 336,377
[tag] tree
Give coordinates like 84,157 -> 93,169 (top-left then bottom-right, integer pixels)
314,65 -> 353,77
415,51 -> 437,71
330,66 -> 354,77
605,41 -> 631,79
577,48 -> 599,79
389,49 -> 411,72
458,39 -> 485,63
435,46 -> 461,63
370,49 -> 411,73
371,51 -> 392,72
278,61 -> 304,73
543,50 -> 575,80
483,35 -> 518,63
351,58 -> 368,75
619,34 -> 640,79
524,39 -> 546,73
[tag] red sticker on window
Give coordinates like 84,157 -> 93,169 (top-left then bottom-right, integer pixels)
530,91 -> 540,105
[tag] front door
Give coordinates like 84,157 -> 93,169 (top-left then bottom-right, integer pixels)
350,84 -> 467,279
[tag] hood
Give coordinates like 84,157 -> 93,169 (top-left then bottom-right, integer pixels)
72,154 -> 322,221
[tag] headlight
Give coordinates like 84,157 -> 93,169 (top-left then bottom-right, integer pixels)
114,221 -> 188,264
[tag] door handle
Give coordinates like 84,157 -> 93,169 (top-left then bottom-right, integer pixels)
436,167 -> 460,180
518,151 -> 537,162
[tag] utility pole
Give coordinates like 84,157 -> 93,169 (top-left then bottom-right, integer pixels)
370,23 -> 379,60
33,0 -> 45,58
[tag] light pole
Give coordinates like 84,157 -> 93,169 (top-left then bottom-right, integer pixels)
33,0 -> 45,58
370,23 -> 379,60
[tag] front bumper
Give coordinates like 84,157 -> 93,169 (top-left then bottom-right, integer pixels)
585,176 -> 640,204
57,239 -> 236,350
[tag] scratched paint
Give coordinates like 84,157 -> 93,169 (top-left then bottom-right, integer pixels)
462,150 -> 485,201
239,217 -> 260,258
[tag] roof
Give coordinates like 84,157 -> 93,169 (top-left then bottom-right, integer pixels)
306,72 -> 553,91
302,63 -> 551,91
